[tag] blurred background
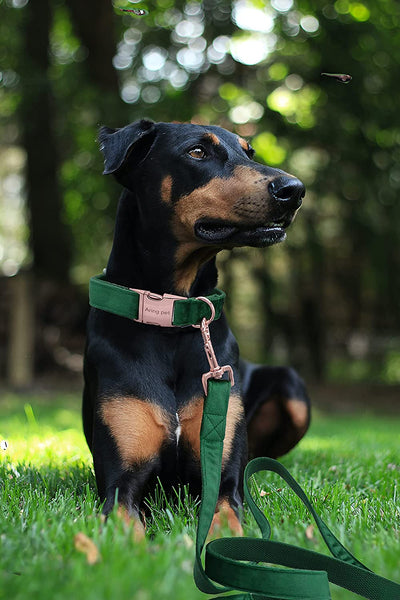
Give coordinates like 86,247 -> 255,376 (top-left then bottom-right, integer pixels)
0,0 -> 399,409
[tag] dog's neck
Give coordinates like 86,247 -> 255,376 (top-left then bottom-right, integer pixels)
106,191 -> 219,297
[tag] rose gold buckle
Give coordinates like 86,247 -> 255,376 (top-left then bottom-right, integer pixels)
130,288 -> 186,327
193,296 -> 235,395
201,365 -> 235,396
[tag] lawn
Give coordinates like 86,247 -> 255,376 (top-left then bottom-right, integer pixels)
0,391 -> 399,600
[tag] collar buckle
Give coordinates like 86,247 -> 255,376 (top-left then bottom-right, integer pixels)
130,288 -> 186,327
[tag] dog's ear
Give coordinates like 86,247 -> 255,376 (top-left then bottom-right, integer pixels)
98,119 -> 156,176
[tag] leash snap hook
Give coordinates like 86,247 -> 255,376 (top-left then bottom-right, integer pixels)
193,297 -> 234,395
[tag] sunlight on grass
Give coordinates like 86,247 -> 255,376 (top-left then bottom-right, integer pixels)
300,434 -> 343,452
4,429 -> 90,465
0,393 -> 91,466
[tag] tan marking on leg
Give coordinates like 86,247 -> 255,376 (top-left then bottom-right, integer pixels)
248,400 -> 280,439
285,398 -> 309,434
161,175 -> 173,204
247,396 -> 310,459
101,398 -> 171,468
116,506 -> 146,541
247,399 -> 281,459
223,394 -> 245,464
204,132 -> 220,145
177,397 -> 203,459
178,394 -> 244,465
209,500 -> 243,537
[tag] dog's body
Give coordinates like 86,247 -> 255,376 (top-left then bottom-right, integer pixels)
83,120 -> 310,534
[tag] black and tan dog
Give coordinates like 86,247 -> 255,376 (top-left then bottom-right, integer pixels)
83,119 -> 310,536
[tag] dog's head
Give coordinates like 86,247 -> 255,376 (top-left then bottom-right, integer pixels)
100,120 -> 305,293
99,119 -> 304,249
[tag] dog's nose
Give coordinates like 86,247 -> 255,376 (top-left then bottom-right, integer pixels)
268,176 -> 305,210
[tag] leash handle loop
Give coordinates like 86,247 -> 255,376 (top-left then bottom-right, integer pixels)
195,389 -> 400,600
244,458 -> 369,568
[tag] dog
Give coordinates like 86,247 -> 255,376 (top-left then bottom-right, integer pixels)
83,119 -> 310,536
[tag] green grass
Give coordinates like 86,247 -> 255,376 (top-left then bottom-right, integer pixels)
0,392 -> 399,599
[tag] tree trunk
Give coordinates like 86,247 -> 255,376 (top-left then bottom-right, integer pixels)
251,250 -> 276,357
19,0 -> 72,282
7,273 -> 35,388
66,0 -> 119,93
296,217 -> 326,381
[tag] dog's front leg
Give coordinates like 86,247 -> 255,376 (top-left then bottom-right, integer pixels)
92,396 -> 174,537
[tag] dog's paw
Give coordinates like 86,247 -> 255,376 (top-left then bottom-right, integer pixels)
209,500 -> 243,538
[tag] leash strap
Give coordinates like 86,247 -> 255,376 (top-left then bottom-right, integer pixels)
194,378 -> 233,596
195,384 -> 400,600
89,274 -> 225,327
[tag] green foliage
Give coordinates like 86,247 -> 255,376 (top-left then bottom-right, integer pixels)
252,131 -> 287,165
1,0 -> 400,374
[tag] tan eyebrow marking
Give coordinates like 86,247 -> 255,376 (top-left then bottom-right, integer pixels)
203,132 -> 221,145
238,137 -> 250,152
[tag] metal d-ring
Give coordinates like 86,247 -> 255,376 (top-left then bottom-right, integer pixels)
192,296 -> 216,329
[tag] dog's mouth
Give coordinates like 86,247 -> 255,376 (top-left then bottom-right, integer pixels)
194,218 -> 291,248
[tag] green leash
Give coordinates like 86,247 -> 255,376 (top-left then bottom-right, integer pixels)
195,378 -> 400,600
88,274 -> 399,599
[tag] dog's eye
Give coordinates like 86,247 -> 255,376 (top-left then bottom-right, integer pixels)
188,147 -> 207,160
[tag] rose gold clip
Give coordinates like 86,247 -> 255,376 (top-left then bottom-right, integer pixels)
130,288 -> 186,327
193,297 -> 234,395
